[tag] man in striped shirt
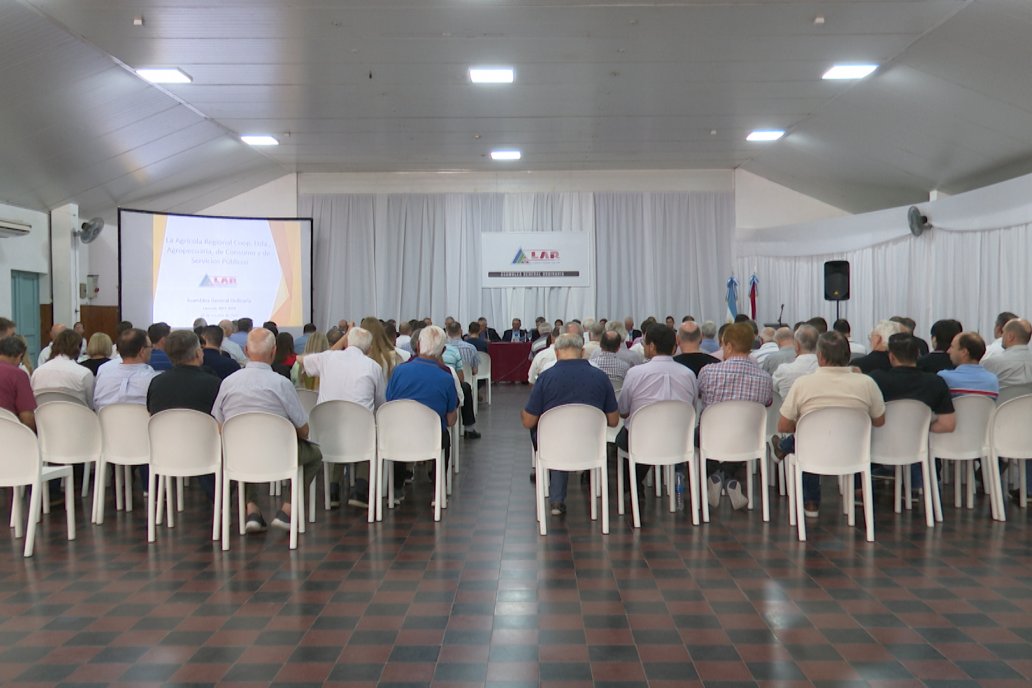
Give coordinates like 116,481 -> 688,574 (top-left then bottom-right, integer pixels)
938,332 -> 999,400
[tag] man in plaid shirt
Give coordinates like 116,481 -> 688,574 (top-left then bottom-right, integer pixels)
590,330 -> 631,392
698,322 -> 773,510
446,322 -> 482,439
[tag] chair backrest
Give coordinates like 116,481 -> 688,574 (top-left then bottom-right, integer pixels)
766,392 -> 784,437
376,400 -> 441,462
297,388 -> 319,415
699,400 -> 767,462
0,407 -> 17,423
0,417 -> 41,486
35,401 -> 102,464
222,412 -> 299,482
793,407 -> 872,475
310,400 -> 376,462
870,399 -> 931,464
627,401 -> 696,467
477,352 -> 491,377
34,390 -> 87,406
996,382 -> 1032,404
990,395 -> 1032,460
928,395 -> 994,460
149,409 -> 222,477
536,403 -> 607,472
99,403 -> 151,464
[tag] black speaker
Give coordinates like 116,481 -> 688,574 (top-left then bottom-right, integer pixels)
824,260 -> 850,301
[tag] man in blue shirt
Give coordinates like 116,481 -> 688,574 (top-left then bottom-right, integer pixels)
147,322 -> 173,372
522,332 -> 619,515
938,331 -> 999,400
386,326 -> 459,498
200,325 -> 241,380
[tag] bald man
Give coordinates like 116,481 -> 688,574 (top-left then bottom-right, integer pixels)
982,318 -> 1032,392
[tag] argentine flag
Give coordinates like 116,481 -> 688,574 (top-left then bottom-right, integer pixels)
726,275 -> 739,322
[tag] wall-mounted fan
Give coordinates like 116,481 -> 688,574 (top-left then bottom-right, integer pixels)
76,217 -> 105,244
907,206 -> 932,237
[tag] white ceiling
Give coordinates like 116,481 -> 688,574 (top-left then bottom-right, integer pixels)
3,0 -> 1032,217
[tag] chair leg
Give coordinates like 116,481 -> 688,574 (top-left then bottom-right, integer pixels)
894,465 -> 903,514
629,458 -> 640,529
746,461 -> 754,510
654,465 -> 662,497
667,465 -> 675,514
148,472 -> 158,543
920,458 -> 934,528
24,479 -> 41,558
698,451 -> 710,523
434,455 -> 442,522
862,469 -> 874,541
65,472 -> 76,541
987,454 -> 1005,522
81,461 -> 91,498
212,471 -> 222,542
297,472 -> 307,534
375,457 -> 384,522
165,475 -> 175,528
903,466 -> 912,511
537,460 -> 547,536
366,459 -> 376,524
794,461 -> 806,541
847,473 -> 856,528
954,461 -> 962,508
114,463 -> 124,512
601,464 -> 609,535
221,478 -> 232,550
323,463 -> 332,511
1021,460 -> 1028,508
787,456 -> 796,527
12,486 -> 24,539
94,459 -> 106,525
688,456 -> 700,526
289,475 -> 299,550
308,479 -> 316,524
931,457 -> 944,523
176,477 -> 184,511
125,467 -> 134,512
617,449 -> 626,516
238,481 -> 246,535
759,453 -> 769,523
156,475 -> 165,526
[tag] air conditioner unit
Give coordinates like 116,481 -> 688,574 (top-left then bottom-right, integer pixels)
0,219 -> 31,238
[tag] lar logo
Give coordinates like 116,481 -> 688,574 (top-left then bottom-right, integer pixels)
199,274 -> 237,287
511,247 -> 559,264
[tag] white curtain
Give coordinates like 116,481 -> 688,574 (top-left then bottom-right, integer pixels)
735,222 -> 1032,341
301,190 -> 734,328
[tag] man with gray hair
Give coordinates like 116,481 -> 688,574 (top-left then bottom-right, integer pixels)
771,325 -> 819,398
591,330 -> 631,392
699,320 -> 719,354
218,319 -> 246,364
853,320 -> 903,374
582,318 -> 603,359
982,318 -> 1032,392
522,332 -> 619,515
751,327 -> 779,364
212,328 -> 323,533
386,326 -> 459,500
761,326 -> 796,374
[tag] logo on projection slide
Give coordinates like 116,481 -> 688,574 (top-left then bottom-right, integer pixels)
199,274 -> 237,287
511,247 -> 560,264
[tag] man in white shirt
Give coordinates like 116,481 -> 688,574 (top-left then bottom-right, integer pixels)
616,324 -> 698,499
93,328 -> 158,410
982,311 -> 1019,361
771,325 -> 819,398
761,327 -> 796,374
36,323 -> 67,368
219,319 -> 247,364
31,329 -> 94,407
833,318 -> 867,357
750,327 -> 779,364
982,318 -> 1032,394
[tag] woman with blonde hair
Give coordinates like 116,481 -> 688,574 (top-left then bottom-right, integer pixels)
361,317 -> 401,380
294,331 -> 329,389
80,332 -> 113,376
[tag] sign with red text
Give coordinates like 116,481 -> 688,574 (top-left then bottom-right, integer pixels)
481,232 -> 591,287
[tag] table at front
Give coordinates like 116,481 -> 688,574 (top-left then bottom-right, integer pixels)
488,342 -> 533,383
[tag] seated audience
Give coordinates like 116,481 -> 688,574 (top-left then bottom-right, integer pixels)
698,323 -> 773,510
981,318 -> 1032,395
750,327 -> 778,363
590,330 -> 631,391
31,329 -> 94,407
212,328 -> 323,533
478,317 -> 501,342
870,333 -> 955,433
263,320 -> 280,336
982,310 -> 1019,361
761,326 -> 796,374
917,319 -> 963,373
503,318 -> 529,342
446,322 -> 481,438
890,316 -> 930,357
463,321 -> 488,352
673,320 -> 719,377
521,332 -> 618,516
699,320 -> 719,354
295,330 -> 329,390
93,328 -> 157,410
853,319 -> 903,373
219,319 -> 247,363
833,318 -> 867,356
581,319 -> 603,359
397,320 -> 415,354
623,317 -> 642,344
272,332 -> 297,380
0,335 -> 36,429
938,332 -> 999,400
229,318 -> 252,350
37,323 -> 67,368
363,317 -> 402,382
772,325 -> 819,399
200,325 -> 241,380
294,323 -> 316,353
79,333 -> 113,376
147,322 -> 173,371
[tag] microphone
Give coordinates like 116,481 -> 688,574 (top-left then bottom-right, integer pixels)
778,304 -> 785,326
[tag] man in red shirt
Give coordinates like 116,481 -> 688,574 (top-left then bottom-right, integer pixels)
0,336 -> 37,430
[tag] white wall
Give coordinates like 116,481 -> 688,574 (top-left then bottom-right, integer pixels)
734,169 -> 847,229
0,202 -> 50,316
201,174 -> 299,217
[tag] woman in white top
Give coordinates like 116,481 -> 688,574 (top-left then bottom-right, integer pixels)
31,329 -> 95,408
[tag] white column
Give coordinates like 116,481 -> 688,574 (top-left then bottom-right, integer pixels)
49,203 -> 79,327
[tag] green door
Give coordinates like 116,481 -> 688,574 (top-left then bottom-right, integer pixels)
10,270 -> 41,358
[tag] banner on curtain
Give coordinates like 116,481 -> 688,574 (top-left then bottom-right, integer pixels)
481,232 -> 591,287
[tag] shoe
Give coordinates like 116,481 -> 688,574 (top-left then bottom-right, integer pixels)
707,474 -> 722,509
270,510 -> 291,531
550,502 -> 567,516
726,480 -> 748,510
347,498 -> 368,509
403,469 -> 414,484
329,484 -> 341,509
244,513 -> 268,533
803,501 -> 819,518
770,434 -> 786,461
463,429 -> 481,439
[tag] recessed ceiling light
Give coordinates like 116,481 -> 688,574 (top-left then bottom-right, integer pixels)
746,130 -> 785,142
490,149 -> 521,161
469,66 -> 515,84
241,135 -> 279,146
822,64 -> 878,80
135,67 -> 192,84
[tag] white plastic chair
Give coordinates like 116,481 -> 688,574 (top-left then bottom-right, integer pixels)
34,390 -> 88,406
929,395 -> 994,517
870,400 -> 934,527
0,407 -> 18,422
476,352 -> 492,406
310,401 -> 376,522
297,389 -> 319,416
534,404 -> 609,535
148,409 -> 222,543
222,412 -> 310,549
698,401 -> 770,523
375,400 -> 445,522
96,404 -> 151,524
0,418 -> 75,557
34,401 -> 102,520
786,407 -> 874,542
617,401 -> 698,527
988,395 -> 1032,522
766,393 -> 787,495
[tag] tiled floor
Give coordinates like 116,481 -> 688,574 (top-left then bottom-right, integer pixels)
3,384 -> 1032,687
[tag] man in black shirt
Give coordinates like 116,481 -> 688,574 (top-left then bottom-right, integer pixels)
917,319 -> 962,374
199,325 -> 241,380
673,321 -> 719,377
147,330 -> 223,500
853,319 -> 903,374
